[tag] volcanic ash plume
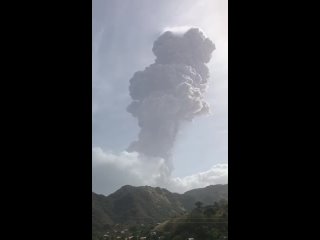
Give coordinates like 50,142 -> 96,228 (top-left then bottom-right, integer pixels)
127,28 -> 215,165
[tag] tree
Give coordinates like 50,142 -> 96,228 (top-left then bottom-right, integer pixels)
195,201 -> 203,209
204,207 -> 215,217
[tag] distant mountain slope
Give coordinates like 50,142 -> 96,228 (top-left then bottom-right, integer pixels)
180,184 -> 228,210
92,184 -> 228,239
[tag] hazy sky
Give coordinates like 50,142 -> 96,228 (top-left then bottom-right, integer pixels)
92,0 -> 228,195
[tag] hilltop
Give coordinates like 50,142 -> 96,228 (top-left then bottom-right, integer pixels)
92,184 -> 228,239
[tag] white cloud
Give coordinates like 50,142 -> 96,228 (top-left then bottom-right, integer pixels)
92,147 -> 140,168
169,164 -> 228,193
92,147 -> 228,195
92,147 -> 168,194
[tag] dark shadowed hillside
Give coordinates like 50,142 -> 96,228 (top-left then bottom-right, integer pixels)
180,184 -> 228,211
92,184 -> 228,239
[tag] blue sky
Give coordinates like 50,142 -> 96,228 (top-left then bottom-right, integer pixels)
92,0 -> 228,195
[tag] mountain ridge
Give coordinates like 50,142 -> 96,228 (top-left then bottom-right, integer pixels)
97,183 -> 228,198
92,184 -> 227,239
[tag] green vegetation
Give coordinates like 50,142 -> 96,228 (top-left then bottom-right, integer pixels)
92,184 -> 228,240
155,200 -> 228,240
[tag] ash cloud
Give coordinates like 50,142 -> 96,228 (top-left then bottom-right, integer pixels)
127,28 -> 215,166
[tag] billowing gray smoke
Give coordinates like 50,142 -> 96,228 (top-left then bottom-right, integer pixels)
127,28 -> 215,167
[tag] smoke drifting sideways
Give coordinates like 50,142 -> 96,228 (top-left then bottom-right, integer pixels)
127,28 -> 215,172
